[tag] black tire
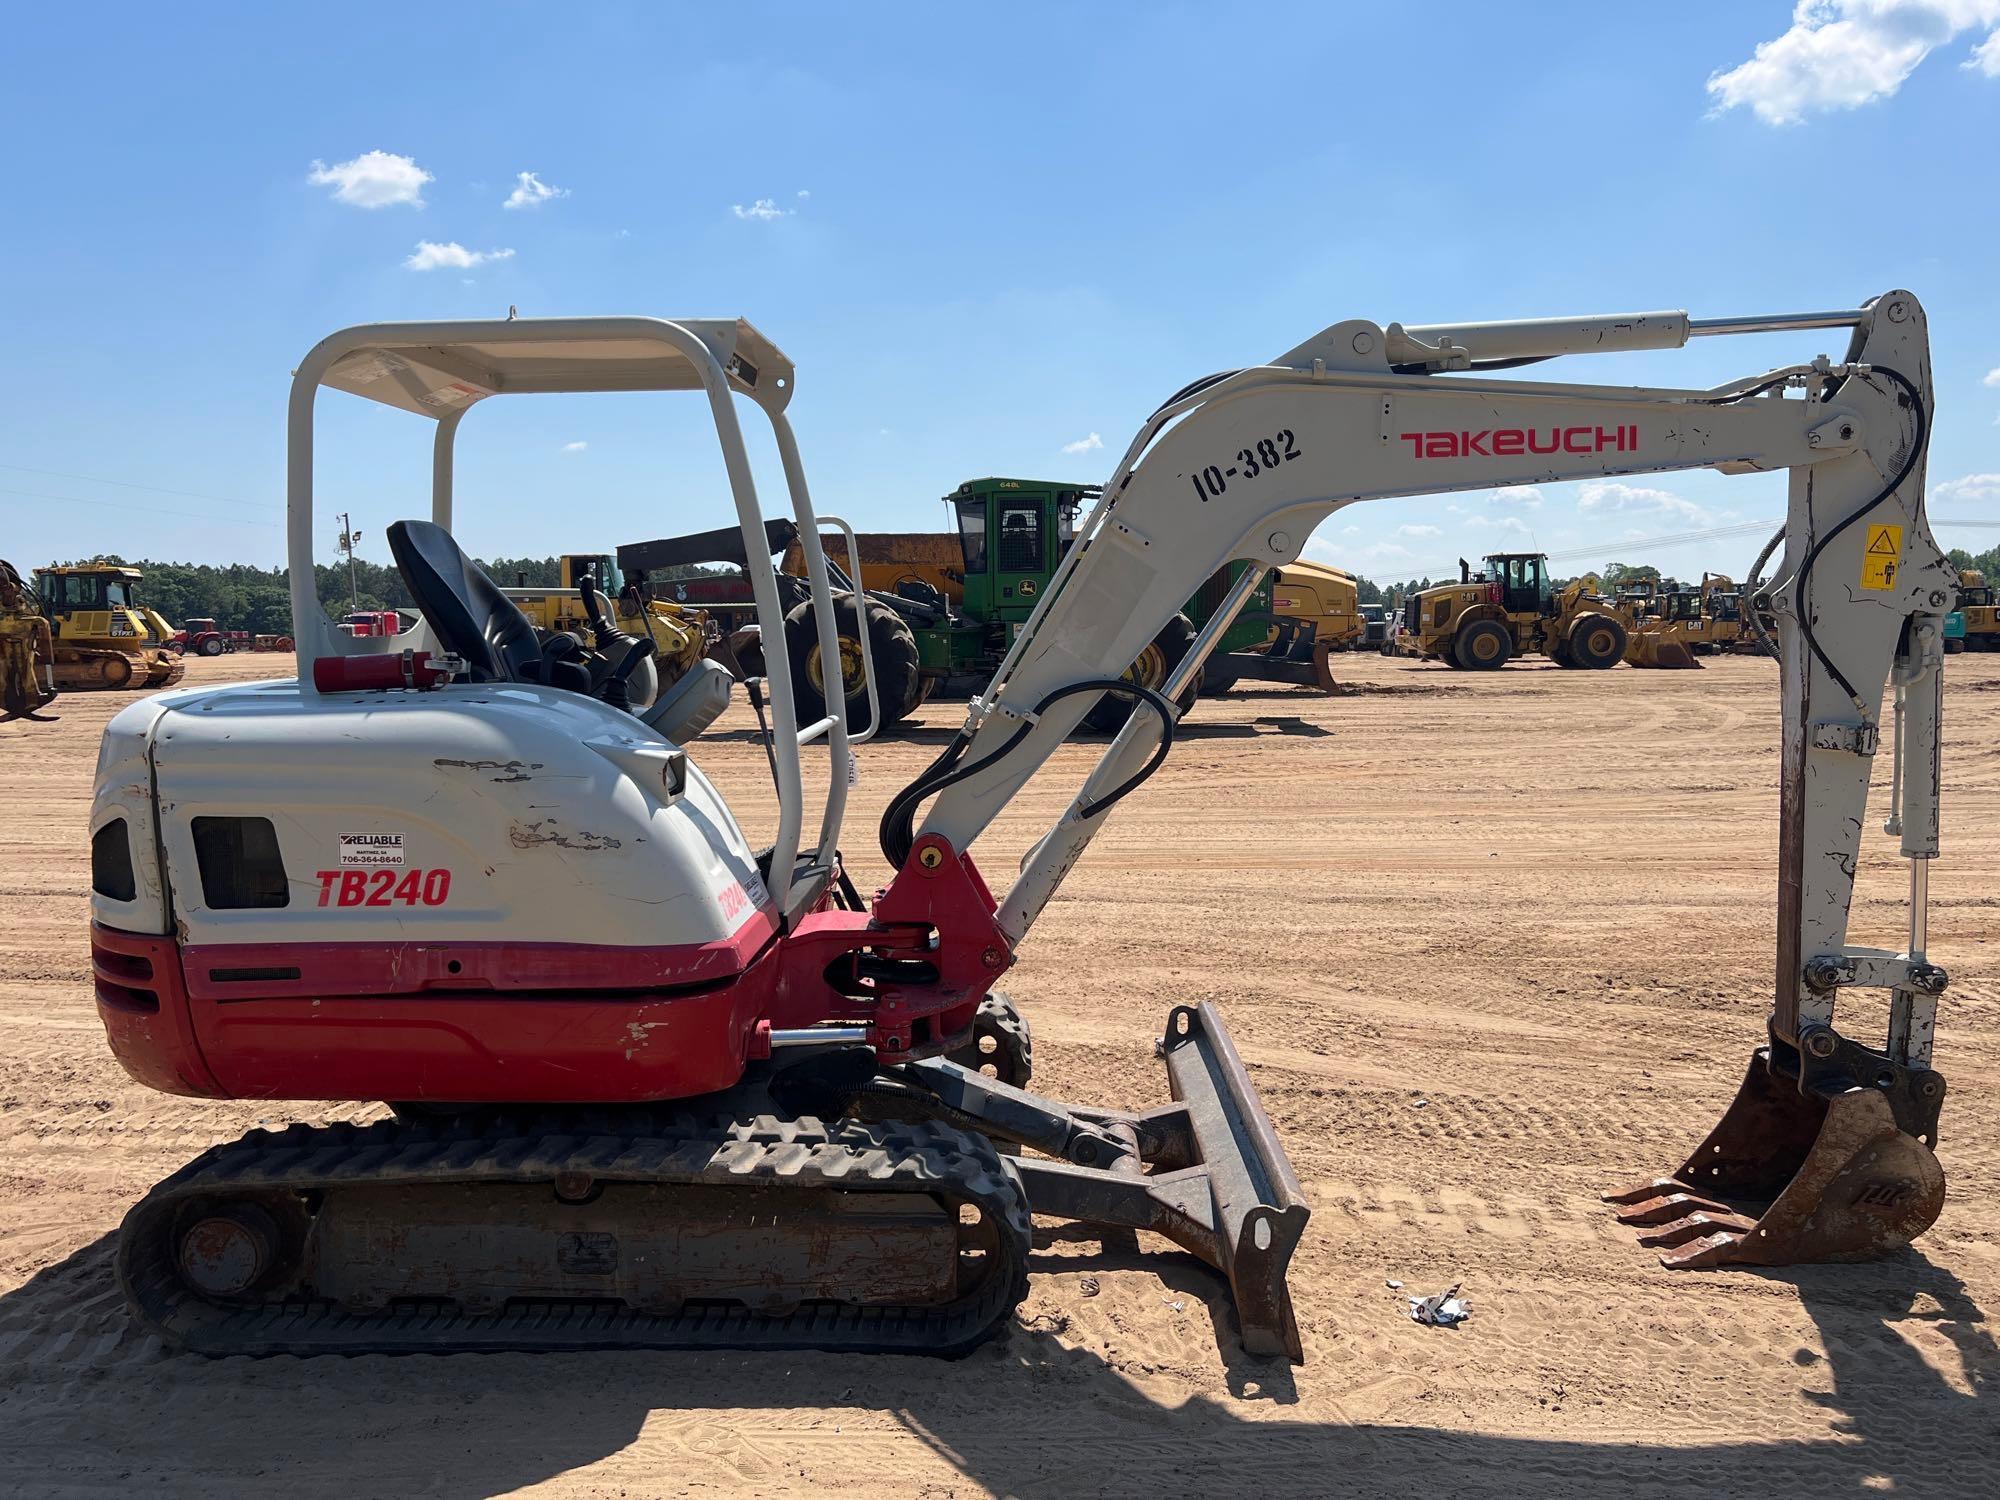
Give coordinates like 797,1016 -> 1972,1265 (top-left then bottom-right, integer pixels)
1453,619 -> 1512,671
1943,638 -> 1965,655
784,595 -> 923,734
1550,639 -> 1577,668
1567,613 -> 1628,670
1085,613 -> 1197,733
946,993 -> 1033,1090
197,637 -> 225,658
1201,658 -> 1242,695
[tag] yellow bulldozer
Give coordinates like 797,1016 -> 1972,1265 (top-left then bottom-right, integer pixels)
1398,551 -> 1628,670
31,562 -> 186,691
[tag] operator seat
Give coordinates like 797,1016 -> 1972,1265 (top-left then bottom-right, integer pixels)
386,519 -> 590,694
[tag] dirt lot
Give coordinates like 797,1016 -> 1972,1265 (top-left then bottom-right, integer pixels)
3,648 -> 1997,1497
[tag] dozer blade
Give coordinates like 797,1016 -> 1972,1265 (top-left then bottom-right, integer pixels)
1158,1000 -> 1311,1356
974,1001 -> 1311,1360
1606,1041 -> 1944,1269
1626,634 -> 1702,669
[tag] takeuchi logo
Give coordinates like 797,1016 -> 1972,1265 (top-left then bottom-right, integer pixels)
1400,425 -> 1639,459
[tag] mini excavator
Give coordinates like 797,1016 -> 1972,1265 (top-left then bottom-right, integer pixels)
88,293 -> 1953,1360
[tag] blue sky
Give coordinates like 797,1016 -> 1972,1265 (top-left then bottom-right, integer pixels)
4,2 -> 1998,584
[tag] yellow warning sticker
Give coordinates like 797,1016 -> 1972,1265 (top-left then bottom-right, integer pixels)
1861,523 -> 1903,591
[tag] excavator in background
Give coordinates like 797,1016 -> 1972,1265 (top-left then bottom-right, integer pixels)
1,560 -> 60,720
32,562 -> 184,690
86,293 -> 1954,1365
1398,552 -> 1630,669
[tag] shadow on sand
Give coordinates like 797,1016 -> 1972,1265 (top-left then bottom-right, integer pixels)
0,1229 -> 1991,1497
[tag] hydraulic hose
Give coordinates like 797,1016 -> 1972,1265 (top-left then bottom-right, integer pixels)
879,680 -> 1176,870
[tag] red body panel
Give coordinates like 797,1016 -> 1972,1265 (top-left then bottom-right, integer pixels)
94,838 -> 1016,1104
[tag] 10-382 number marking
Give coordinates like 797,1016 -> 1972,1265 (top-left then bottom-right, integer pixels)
1190,430 -> 1301,502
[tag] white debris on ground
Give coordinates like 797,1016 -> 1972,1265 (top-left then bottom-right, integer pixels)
1408,1283 -> 1471,1327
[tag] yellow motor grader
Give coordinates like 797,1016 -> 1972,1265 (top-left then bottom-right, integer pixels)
1398,551 -> 1629,669
32,562 -> 185,691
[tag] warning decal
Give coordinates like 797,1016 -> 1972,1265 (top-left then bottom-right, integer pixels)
1861,523 -> 1903,591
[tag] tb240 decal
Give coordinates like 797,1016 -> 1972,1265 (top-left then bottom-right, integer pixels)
314,868 -> 453,907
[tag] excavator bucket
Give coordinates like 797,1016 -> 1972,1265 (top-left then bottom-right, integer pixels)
1605,1039 -> 1945,1268
1626,633 -> 1703,670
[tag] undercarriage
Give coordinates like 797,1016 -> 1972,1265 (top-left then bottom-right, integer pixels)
119,1000 -> 1306,1360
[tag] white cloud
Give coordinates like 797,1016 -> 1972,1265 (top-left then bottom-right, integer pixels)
1397,524 -> 1442,538
1983,367 -> 2000,386
308,150 -> 433,208
797,188 -> 811,199
561,441 -> 588,453
731,198 -> 792,221
1578,480 -> 1714,525
1972,25 -> 2000,69
1708,2 -> 2000,125
1491,485 -> 1544,508
504,171 -> 569,210
1465,514 -> 1533,536
1341,524 -> 1362,535
1061,432 -> 1105,455
1933,471 -> 2000,503
404,240 -> 516,271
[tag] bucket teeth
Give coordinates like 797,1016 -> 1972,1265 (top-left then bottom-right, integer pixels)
1608,1187 -> 1738,1227
1634,1210 -> 1758,1249
1655,1230 -> 1754,1270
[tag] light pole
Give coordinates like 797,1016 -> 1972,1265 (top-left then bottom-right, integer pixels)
336,513 -> 363,615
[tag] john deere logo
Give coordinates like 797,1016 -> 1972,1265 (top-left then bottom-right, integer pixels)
1018,579 -> 1037,597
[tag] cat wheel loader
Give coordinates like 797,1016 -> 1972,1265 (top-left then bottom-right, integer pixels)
1399,552 -> 1630,670
86,293 -> 1954,1366
1953,569 -> 1997,650
505,551 -> 715,714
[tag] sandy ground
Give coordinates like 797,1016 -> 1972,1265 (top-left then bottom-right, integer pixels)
2,648 -> 1997,1497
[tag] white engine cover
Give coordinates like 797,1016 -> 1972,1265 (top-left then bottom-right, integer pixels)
90,678 -> 772,953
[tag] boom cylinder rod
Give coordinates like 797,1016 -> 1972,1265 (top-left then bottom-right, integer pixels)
1689,310 -> 1866,337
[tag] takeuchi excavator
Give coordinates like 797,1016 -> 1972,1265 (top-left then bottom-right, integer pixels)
87,294 -> 1953,1361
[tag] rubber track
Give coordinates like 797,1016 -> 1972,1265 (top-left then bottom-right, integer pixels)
116,1112 -> 1031,1358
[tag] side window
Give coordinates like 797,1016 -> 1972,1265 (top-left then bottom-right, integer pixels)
956,498 -> 988,575
92,819 -> 137,902
190,816 -> 291,909
997,506 -> 1043,573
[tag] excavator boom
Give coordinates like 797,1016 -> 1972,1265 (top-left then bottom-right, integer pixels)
904,291 -> 1951,1268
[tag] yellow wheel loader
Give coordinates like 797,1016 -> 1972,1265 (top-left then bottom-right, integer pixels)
33,562 -> 185,690
1399,552 -> 1628,670
2,560 -> 60,720
506,552 -> 712,698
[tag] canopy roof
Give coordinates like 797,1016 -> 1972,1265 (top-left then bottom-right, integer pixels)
314,317 -> 794,418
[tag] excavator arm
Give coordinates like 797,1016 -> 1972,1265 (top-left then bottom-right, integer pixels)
892,290 -> 1954,1271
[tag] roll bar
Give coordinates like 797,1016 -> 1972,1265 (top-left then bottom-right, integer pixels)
286,315 -> 852,920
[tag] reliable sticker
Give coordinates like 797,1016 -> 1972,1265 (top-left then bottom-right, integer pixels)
339,832 -> 406,868
1861,524 -> 1903,591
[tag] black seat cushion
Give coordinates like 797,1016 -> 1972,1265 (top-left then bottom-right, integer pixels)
386,519 -> 544,684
